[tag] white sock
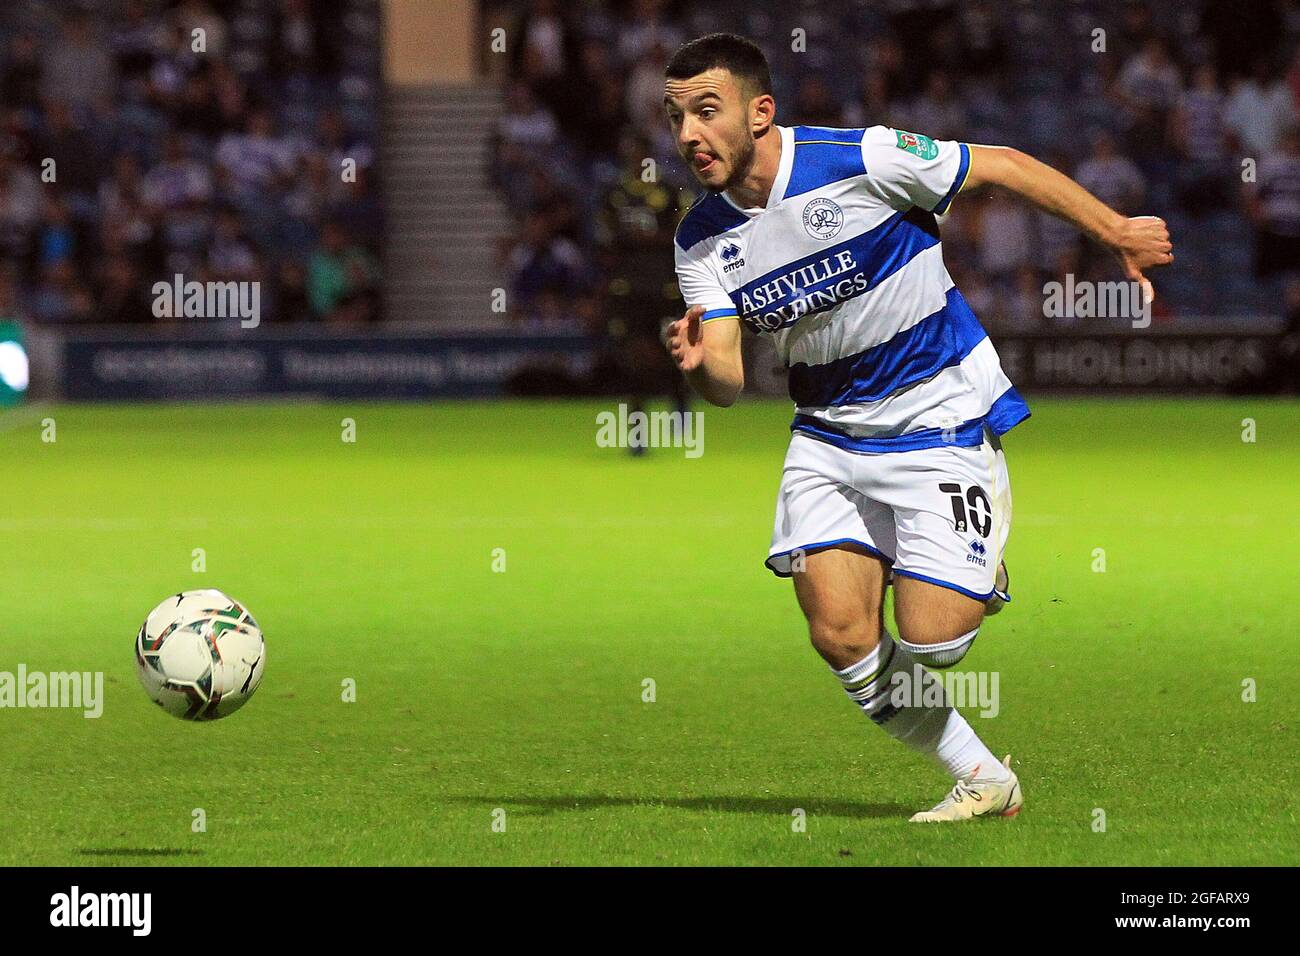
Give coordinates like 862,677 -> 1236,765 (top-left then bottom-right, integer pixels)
897,626 -> 980,668
833,631 -> 1009,782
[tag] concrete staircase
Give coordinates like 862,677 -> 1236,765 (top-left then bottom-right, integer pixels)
382,86 -> 512,327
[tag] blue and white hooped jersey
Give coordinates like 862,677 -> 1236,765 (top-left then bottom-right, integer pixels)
673,124 -> 1030,453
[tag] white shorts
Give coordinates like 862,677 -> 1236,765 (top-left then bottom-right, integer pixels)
766,430 -> 1013,601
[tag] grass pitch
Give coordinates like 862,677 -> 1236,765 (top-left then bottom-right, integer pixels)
1,397 -> 1296,866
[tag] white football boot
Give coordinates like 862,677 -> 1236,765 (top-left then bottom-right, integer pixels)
909,755 -> 1023,823
983,561 -> 1010,616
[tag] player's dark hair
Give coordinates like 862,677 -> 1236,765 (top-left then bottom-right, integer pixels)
665,33 -> 772,98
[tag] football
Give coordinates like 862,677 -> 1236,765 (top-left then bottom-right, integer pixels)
134,589 -> 266,721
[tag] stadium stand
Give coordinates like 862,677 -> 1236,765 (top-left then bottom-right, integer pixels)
0,0 -> 383,325
487,0 -> 1300,329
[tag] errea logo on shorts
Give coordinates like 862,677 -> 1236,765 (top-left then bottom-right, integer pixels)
801,197 -> 843,240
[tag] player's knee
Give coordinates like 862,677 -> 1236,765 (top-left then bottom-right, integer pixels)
896,626 -> 980,669
808,614 -> 881,665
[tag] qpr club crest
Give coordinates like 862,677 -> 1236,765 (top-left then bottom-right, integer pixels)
801,197 -> 843,240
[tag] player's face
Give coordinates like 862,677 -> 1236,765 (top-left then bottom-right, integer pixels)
664,68 -> 757,193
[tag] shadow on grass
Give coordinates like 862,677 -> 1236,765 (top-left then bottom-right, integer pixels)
454,794 -> 909,818
76,848 -> 204,858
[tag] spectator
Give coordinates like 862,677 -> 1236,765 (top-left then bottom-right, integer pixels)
626,42 -> 673,136
41,12 -> 118,114
172,67 -> 227,138
0,0 -> 378,326
36,196 -> 79,270
172,0 -> 229,60
113,0 -> 167,85
1074,131 -> 1146,215
956,2 -> 1008,85
1115,37 -> 1182,137
975,188 -> 1033,287
1289,49 -> 1300,119
1224,59 -> 1297,157
0,152 -> 41,263
497,81 -> 560,154
330,168 -> 383,250
37,100 -> 104,214
1,33 -> 42,118
1173,64 -> 1231,215
618,0 -> 683,65
30,261 -> 93,323
1034,152 -> 1084,279
214,109 -> 298,204
512,0 -> 571,79
318,109 -> 376,179
1246,126 -> 1300,281
904,71 -> 964,141
95,254 -> 152,324
142,133 -> 213,214
270,0 -> 327,78
208,208 -> 259,281
273,261 -> 314,324
844,71 -> 898,130
308,221 -> 380,321
506,209 -> 592,321
793,75 -> 845,128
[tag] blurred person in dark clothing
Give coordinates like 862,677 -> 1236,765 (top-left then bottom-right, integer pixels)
1,33 -> 42,119
172,67 -> 229,138
113,0 -> 168,83
95,254 -> 153,324
41,11 -> 118,115
273,260 -> 314,323
592,134 -> 692,452
793,74 -> 843,128
31,260 -> 93,323
1275,282 -> 1300,393
37,101 -> 104,216
1172,63 -> 1232,216
506,207 -> 592,322
0,151 -> 41,268
1246,125 -> 1300,281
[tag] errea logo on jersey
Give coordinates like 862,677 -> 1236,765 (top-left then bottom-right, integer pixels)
801,198 -> 843,240
718,240 -> 745,273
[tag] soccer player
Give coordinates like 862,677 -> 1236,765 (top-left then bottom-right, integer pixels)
662,34 -> 1173,821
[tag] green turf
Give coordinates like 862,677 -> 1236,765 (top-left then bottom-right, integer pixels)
1,397 -> 1296,866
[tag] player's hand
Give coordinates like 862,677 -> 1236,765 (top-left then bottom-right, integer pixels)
1110,215 -> 1174,303
665,304 -> 707,373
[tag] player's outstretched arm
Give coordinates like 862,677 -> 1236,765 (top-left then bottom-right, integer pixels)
964,145 -> 1174,298
665,304 -> 744,407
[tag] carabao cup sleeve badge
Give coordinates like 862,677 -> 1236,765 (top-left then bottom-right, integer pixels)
894,129 -> 939,160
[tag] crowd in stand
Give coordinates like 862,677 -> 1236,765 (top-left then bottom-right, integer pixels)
0,0 -> 382,326
490,0 -> 1300,330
